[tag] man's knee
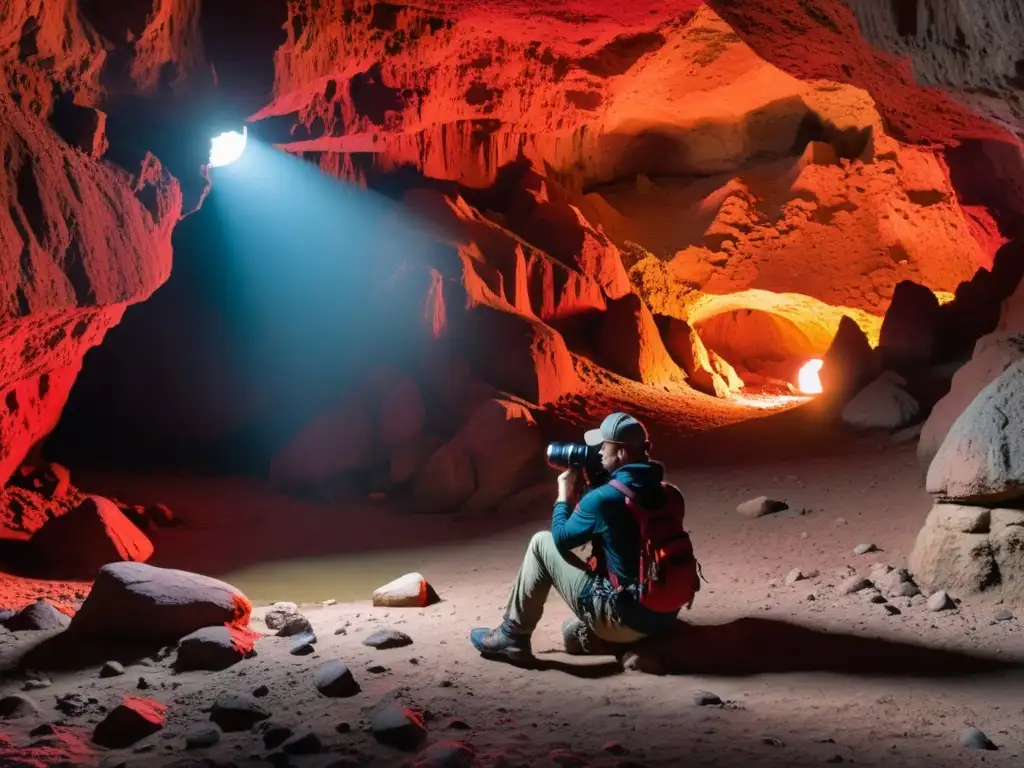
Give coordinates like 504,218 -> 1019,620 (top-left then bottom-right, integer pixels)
529,530 -> 555,556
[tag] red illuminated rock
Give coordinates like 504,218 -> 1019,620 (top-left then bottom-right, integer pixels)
595,293 -> 685,387
708,350 -> 744,393
92,697 -> 167,749
372,573 -> 439,608
515,201 -> 631,300
174,625 -> 260,672
0,99 -> 180,488
30,496 -> 154,578
456,301 -> 581,406
9,462 -> 72,499
404,191 -> 608,323
69,562 -> 252,641
657,316 -> 732,397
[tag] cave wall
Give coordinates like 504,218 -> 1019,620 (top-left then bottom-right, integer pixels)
7,0 -> 1024,486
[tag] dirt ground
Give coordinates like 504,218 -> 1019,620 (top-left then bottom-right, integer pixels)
3,412 -> 1024,767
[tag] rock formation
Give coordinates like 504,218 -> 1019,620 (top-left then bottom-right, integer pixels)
2,0 -> 1024,606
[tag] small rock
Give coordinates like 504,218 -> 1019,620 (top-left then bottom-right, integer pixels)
282,731 -> 322,755
264,602 -> 302,631
761,736 -> 785,746
882,604 -> 902,615
367,664 -> 390,674
372,573 -> 440,608
839,576 -> 872,595
185,727 -> 221,750
175,626 -> 258,671
0,694 -> 40,720
100,661 -> 125,678
56,693 -> 92,716
209,693 -> 270,732
314,660 -> 361,698
260,722 -> 293,749
927,590 -> 954,612
960,727 -> 996,750
253,685 -> 270,698
29,722 -> 57,737
4,599 -> 71,631
865,591 -> 887,604
335,722 -> 352,734
448,720 -> 470,730
993,607 -> 1014,622
146,503 -> 176,527
370,702 -> 427,751
413,740 -> 476,766
784,569 -> 804,585
736,496 -> 788,519
276,614 -> 313,637
290,630 -> 317,655
853,543 -> 877,555
92,697 -> 167,748
22,677 -> 51,691
693,690 -> 722,706
603,741 -> 627,755
363,629 -> 414,649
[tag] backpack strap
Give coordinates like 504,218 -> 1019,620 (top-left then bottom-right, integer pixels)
604,479 -> 636,592
607,478 -> 636,500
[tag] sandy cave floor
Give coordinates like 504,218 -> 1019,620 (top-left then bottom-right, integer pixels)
3,432 -> 1024,767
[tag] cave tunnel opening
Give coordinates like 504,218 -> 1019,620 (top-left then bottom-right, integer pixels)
693,308 -> 822,395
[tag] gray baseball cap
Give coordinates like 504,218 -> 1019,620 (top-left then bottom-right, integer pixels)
584,412 -> 649,447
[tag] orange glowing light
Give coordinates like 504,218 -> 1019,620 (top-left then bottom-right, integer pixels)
797,359 -> 823,394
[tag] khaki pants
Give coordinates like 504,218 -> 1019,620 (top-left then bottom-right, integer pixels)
503,531 -> 647,644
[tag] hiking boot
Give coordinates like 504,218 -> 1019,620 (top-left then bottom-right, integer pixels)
561,618 -> 623,656
469,624 -> 532,661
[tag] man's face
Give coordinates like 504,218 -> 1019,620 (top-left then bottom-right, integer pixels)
600,441 -> 624,472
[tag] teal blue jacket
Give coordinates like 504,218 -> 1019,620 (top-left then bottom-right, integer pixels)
551,461 -> 681,635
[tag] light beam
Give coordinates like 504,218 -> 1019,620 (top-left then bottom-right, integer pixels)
210,127 -> 248,168
797,358 -> 823,394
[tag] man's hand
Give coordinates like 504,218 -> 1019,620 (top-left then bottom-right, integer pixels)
557,468 -> 582,504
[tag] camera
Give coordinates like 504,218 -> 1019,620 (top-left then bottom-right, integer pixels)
545,442 -> 591,470
546,442 -> 608,487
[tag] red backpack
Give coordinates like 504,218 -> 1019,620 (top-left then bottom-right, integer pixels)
607,479 -> 703,613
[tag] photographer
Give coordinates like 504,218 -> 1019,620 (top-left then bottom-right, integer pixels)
470,412 -> 695,662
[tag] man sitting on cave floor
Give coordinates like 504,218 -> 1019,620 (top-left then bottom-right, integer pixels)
470,412 -> 699,662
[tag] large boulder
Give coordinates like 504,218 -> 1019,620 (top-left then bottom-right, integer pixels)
927,359 -> 1024,504
908,504 -> 1024,604
412,398 -> 542,515
457,301 -> 581,406
68,562 -> 251,641
918,333 -> 1024,464
29,496 -> 154,578
659,317 -> 732,397
878,280 -> 941,370
840,371 -> 920,430
594,293 -> 686,387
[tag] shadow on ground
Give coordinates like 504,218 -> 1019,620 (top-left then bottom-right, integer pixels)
521,616 -> 1020,679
